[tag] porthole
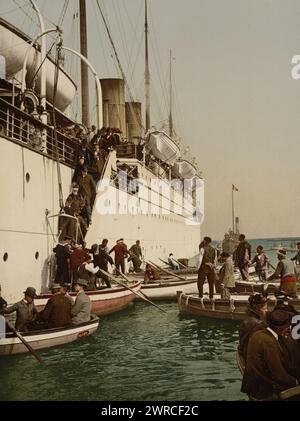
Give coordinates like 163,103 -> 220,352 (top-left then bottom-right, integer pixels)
25,172 -> 30,182
3,253 -> 8,262
35,252 -> 39,260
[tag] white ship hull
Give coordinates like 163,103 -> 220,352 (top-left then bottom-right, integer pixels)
0,137 -> 201,304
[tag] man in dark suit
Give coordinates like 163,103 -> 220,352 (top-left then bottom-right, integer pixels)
241,309 -> 298,400
37,284 -> 72,329
197,236 -> 216,299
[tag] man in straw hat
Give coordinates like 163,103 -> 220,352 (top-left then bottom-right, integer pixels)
267,249 -> 298,297
71,279 -> 91,325
2,287 -> 38,332
241,309 -> 298,400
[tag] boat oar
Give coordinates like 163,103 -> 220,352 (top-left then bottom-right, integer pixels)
148,260 -> 187,281
5,319 -> 43,364
100,270 -> 168,314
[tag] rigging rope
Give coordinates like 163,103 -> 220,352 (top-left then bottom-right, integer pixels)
52,40 -> 64,210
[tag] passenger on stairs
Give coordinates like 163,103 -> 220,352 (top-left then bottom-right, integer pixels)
78,167 -> 96,219
72,154 -> 86,184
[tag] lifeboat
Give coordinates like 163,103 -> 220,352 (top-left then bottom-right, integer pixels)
147,131 -> 180,165
0,18 -> 76,112
173,159 -> 197,179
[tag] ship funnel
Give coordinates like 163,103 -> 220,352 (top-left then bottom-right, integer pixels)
100,78 -> 126,134
0,55 -> 6,79
125,101 -> 142,144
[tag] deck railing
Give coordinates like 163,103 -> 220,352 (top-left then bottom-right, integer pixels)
0,97 -> 79,168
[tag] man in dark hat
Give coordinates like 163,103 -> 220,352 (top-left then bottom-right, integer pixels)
36,283 -> 72,329
241,309 -> 298,400
239,293 -> 268,359
234,234 -> 251,280
3,287 -> 38,331
53,237 -> 72,284
78,166 -> 97,216
197,236 -> 216,299
72,154 -> 86,184
291,242 -> 300,265
71,279 -> 91,325
267,249 -> 298,297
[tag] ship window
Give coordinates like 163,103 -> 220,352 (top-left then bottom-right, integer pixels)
35,252 -> 39,260
25,173 -> 30,183
3,253 -> 8,262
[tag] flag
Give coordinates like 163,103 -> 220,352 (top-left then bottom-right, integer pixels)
232,184 -> 239,191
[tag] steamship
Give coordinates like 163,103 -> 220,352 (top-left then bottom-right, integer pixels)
0,2 -> 203,304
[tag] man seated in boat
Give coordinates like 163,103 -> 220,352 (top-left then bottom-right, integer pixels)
241,310 -> 298,400
267,249 -> 298,297
36,284 -> 73,330
218,252 -> 235,299
144,264 -> 160,283
71,279 -> 91,325
239,293 -> 268,360
2,287 -> 38,332
168,253 -> 179,271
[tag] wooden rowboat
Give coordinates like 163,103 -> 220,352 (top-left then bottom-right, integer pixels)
236,350 -> 300,401
138,278 -> 198,301
0,315 -> 99,356
35,281 -> 141,316
177,291 -> 300,321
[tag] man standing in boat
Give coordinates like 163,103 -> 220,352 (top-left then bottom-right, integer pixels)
267,249 -> 298,297
197,236 -> 216,299
218,252 -> 235,299
234,234 -> 251,280
53,236 -> 72,285
251,245 -> 269,281
128,240 -> 143,273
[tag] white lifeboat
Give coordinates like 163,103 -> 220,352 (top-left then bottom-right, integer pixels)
0,18 -> 76,112
173,159 -> 197,179
147,131 -> 180,165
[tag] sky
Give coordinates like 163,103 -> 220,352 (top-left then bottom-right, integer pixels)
1,0 -> 300,240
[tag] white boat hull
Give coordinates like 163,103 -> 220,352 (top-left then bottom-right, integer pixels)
0,317 -> 99,356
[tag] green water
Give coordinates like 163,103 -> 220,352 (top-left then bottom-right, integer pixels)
0,302 -> 245,401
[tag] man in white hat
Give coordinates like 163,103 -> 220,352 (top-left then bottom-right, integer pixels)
71,279 -> 91,325
267,249 -> 298,297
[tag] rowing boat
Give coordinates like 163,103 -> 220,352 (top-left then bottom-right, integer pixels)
0,315 -> 99,356
35,281 -> 141,316
177,291 -> 300,320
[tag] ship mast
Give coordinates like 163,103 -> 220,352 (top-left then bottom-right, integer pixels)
79,0 -> 89,127
168,49 -> 173,138
145,0 -> 150,131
